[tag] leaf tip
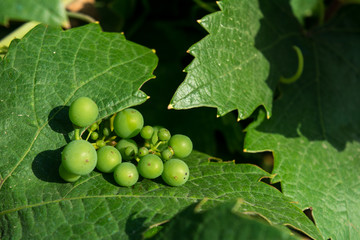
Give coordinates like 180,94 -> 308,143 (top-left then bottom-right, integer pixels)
243,148 -> 247,152
197,19 -> 202,24
167,104 -> 173,110
152,49 -> 156,54
266,113 -> 270,119
146,96 -> 151,100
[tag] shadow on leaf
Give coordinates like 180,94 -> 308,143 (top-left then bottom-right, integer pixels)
125,213 -> 147,240
253,0 -> 359,151
32,147 -> 64,183
48,105 -> 72,143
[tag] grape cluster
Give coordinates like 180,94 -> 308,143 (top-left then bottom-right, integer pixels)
59,97 -> 192,187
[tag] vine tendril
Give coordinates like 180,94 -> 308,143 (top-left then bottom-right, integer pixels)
280,45 -> 304,84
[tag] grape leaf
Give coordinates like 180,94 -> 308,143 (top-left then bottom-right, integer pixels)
170,0 -> 302,119
151,201 -> 301,240
0,148 -> 322,239
0,0 -> 68,26
244,5 -> 360,240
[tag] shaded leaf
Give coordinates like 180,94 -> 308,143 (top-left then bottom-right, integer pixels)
151,201 -> 301,240
245,5 -> 360,240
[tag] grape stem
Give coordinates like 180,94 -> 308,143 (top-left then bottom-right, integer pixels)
66,11 -> 96,24
109,113 -> 116,132
85,130 -> 92,141
74,128 -> 81,140
152,141 -> 165,151
104,136 -> 117,143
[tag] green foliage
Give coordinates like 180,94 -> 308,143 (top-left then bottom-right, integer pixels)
0,0 -> 68,26
0,151 -> 321,239
244,5 -> 360,239
1,0 -> 359,239
151,201 -> 301,240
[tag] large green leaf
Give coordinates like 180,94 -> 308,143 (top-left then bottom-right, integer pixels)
170,0 -> 302,119
245,5 -> 360,240
0,148 -> 322,239
0,22 -> 157,182
0,0 -> 67,26
152,201 -> 301,240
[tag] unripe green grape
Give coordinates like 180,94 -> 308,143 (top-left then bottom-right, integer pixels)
96,146 -> 122,173
158,128 -> 171,141
161,148 -> 173,161
61,140 -> 97,175
91,132 -> 99,141
96,139 -> 106,148
140,125 -> 154,140
113,108 -> 144,138
162,159 -> 189,186
137,154 -> 164,179
69,97 -> 99,127
168,134 -> 193,158
114,162 -> 139,187
90,123 -> 98,131
59,163 -> 81,182
138,147 -> 149,157
103,127 -> 110,137
115,139 -> 138,160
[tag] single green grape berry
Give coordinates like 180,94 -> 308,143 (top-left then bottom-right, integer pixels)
96,139 -> 106,148
140,125 -> 154,140
61,140 -> 97,175
69,97 -> 99,127
168,134 -> 193,158
91,132 -> 99,141
113,108 -> 144,138
138,147 -> 149,157
90,123 -> 98,131
103,127 -> 110,137
59,163 -> 81,182
161,148 -> 173,161
115,139 -> 138,160
137,154 -> 164,179
114,162 -> 139,187
96,146 -> 122,173
162,159 -> 189,186
158,128 -> 171,141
